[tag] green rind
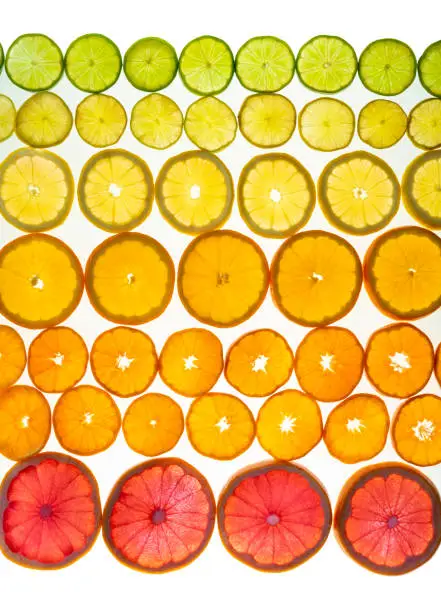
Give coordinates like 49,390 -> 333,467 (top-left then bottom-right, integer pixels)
179,35 -> 235,96
358,38 -> 417,96
5,33 -> 64,91
418,41 -> 441,98
235,36 -> 295,93
65,33 -> 122,93
123,37 -> 178,92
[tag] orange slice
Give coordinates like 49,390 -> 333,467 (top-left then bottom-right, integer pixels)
0,326 -> 26,390
436,344 -> 441,386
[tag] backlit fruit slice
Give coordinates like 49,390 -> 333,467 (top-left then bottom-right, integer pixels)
16,92 -> 73,148
186,393 -> 255,460
0,453 -> 101,569
359,39 -> 416,96
124,37 -> 178,92
257,390 -> 322,461
407,99 -> 441,150
364,226 -> 441,319
86,233 -> 174,325
324,394 -> 389,464
130,93 -> 182,149
419,41 -> 441,97
0,234 -> 83,329
103,458 -> 215,572
178,230 -> 269,327
90,326 -> 157,398
159,328 -> 223,397
318,151 -> 400,235
65,34 -> 122,93
298,98 -> 355,152
238,93 -> 295,148
78,149 -> 153,232
0,95 -> 16,142
123,393 -> 184,456
365,323 -> 434,399
0,326 -> 26,390
184,97 -> 237,152
218,462 -> 331,571
54,385 -> 121,456
0,386 -> 50,461
75,94 -> 127,147
402,151 -> 441,229
179,36 -> 234,95
357,99 -> 407,149
238,153 -> 315,238
0,148 -> 74,232
271,230 -> 362,326
5,34 -> 63,91
236,36 -> 295,93
225,329 -> 293,397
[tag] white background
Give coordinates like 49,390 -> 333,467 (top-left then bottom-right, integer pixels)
1,1 -> 441,610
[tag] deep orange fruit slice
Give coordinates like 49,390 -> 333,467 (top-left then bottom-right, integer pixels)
0,325 -> 26,390
218,462 -> 332,571
103,458 -> 215,572
0,453 -> 101,569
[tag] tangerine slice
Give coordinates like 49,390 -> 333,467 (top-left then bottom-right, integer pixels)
0,453 -> 101,569
365,323 -> 434,398
103,458 -> 215,572
271,230 -> 362,326
436,344 -> 441,386
0,326 -> 26,390
186,393 -> 255,460
238,93 -> 296,148
225,329 -> 293,397
334,463 -> 441,574
159,328 -> 223,397
178,230 -> 269,327
218,462 -> 332,571
402,150 -> 441,229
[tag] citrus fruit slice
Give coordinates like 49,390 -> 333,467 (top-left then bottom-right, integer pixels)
0,148 -> 74,232
159,328 -> 223,397
218,462 -> 331,571
402,150 -> 441,229
324,394 -> 389,464
407,99 -> 441,150
365,323 -> 434,398
179,36 -> 234,95
235,36 -> 295,92
271,230 -> 362,326
85,233 -> 174,325
65,34 -> 122,93
124,37 -> 178,92
103,458 -> 215,572
296,35 -> 357,93
130,93 -> 182,149
5,34 -> 63,91
16,92 -> 73,147
237,153 -> 315,238
0,326 -> 26,390
156,151 -> 233,234
184,96 -> 237,152
334,463 -> 441,574
364,226 -> 441,319
186,393 -> 255,460
225,329 -> 293,397
256,389 -> 322,461
0,95 -> 16,142
418,41 -> 441,97
28,327 -> 88,393
298,98 -> 355,151
123,393 -> 184,456
359,39 -> 416,95
357,99 -> 407,149
54,385 -> 121,456
90,326 -> 157,397
75,94 -> 127,147
178,230 -> 269,327
318,151 -> 400,235
0,234 -> 83,329
238,93 -> 296,148
0,453 -> 101,569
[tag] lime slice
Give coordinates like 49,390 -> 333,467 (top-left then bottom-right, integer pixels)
124,37 -> 178,91
185,96 -> 236,152
179,36 -> 234,95
16,92 -> 73,148
419,41 -> 441,97
65,34 -> 122,93
358,99 -> 407,149
296,35 -> 357,93
235,36 -> 295,92
403,151 -> 441,228
5,34 -> 63,91
130,93 -> 182,149
0,95 -> 16,143
239,93 -> 296,147
408,99 -> 441,150
75,94 -> 127,147
299,98 -> 354,151
359,39 -> 416,95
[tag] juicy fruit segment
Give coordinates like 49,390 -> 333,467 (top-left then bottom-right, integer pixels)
0,95 -> 16,142
402,151 -> 441,229
184,97 -> 237,152
359,39 -> 416,95
235,36 -> 295,92
299,98 -> 355,152
0,326 -> 26,390
75,94 -> 127,147
16,92 -> 73,148
5,34 -> 63,91
407,99 -> 441,150
65,34 -> 122,93
418,41 -> 441,97
124,38 -> 178,91
179,36 -> 234,95
239,94 -> 296,148
358,100 -> 407,149
130,94 -> 182,149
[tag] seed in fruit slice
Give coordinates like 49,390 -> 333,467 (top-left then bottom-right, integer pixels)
407,99 -> 441,150
65,34 -> 122,93
0,95 -> 16,142
357,99 -> 407,149
0,148 -> 74,232
159,328 -> 223,397
0,234 -> 83,329
238,93 -> 295,148
271,230 -> 362,326
179,36 -> 234,95
419,41 -> 441,97
124,37 -> 178,92
78,149 -> 153,231
359,39 -> 416,95
0,326 -> 26,390
236,36 -> 295,93
5,34 -> 63,91
86,233 -> 174,325
185,97 -> 236,152
402,150 -> 441,229
156,151 -> 234,234
178,230 -> 269,327
123,393 -> 184,456
75,94 -> 127,147
299,98 -> 355,152
364,226 -> 441,319
16,92 -> 73,148
130,93 -> 182,149
91,326 -> 157,397
103,458 -> 215,572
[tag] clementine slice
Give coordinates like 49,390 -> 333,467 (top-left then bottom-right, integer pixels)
0,326 -> 26,390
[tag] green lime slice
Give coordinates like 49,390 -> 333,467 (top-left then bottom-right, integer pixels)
235,36 -> 295,92
0,95 -> 16,142
179,36 -> 234,95
5,34 -> 63,91
124,37 -> 178,91
359,38 -> 416,95
419,41 -> 441,97
65,34 -> 122,93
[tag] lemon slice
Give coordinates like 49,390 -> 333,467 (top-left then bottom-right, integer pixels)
239,93 -> 296,147
65,34 -> 122,93
130,93 -> 182,149
402,151 -> 441,229
419,41 -> 441,97
179,36 -> 234,95
16,92 -> 73,148
75,94 -> 127,147
358,100 -> 407,149
236,36 -> 295,92
184,97 -> 236,152
408,99 -> 441,150
5,34 -> 63,91
0,95 -> 16,142
359,39 -> 416,95
124,37 -> 178,91
299,98 -> 354,151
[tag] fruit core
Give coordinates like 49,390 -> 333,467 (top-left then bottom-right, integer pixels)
82,411 -> 94,425
183,355 -> 198,370
266,513 -> 280,526
151,508 -> 166,525
270,188 -> 281,203
190,184 -> 201,200
412,419 -> 435,442
28,183 -> 41,197
346,417 -> 365,433
320,353 -> 335,372
251,354 -> 269,373
50,352 -> 65,367
389,351 -> 411,374
353,187 -> 368,200
279,414 -> 296,433
108,183 -> 122,197
20,415 -> 31,428
39,503 -> 53,519
30,275 -> 44,290
215,416 -> 230,433
116,353 -> 134,371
